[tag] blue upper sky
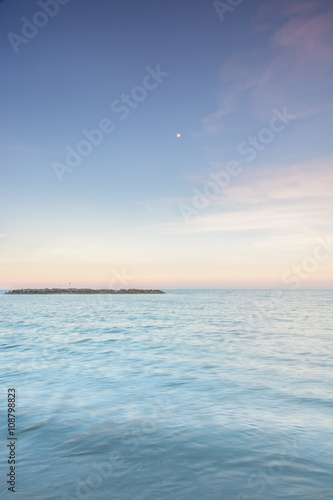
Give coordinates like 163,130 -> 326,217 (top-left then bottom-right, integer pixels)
1,0 -> 332,288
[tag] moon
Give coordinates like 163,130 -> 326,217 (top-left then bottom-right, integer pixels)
176,133 -> 181,138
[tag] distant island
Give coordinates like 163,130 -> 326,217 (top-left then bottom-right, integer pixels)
6,288 -> 165,295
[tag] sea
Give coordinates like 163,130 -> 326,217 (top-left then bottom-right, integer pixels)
0,289 -> 332,500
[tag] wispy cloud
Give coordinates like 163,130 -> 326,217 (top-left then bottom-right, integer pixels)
200,0 -> 333,134
272,13 -> 333,56
153,159 -> 333,240
256,0 -> 324,23
218,160 -> 333,205
159,204 -> 326,236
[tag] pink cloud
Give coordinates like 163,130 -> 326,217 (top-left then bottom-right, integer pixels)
256,0 -> 321,23
284,1 -> 322,15
273,13 -> 333,58
199,0 -> 333,133
158,159 -> 333,238
221,160 -> 333,205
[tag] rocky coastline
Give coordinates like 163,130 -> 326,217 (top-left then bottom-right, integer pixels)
6,288 -> 165,295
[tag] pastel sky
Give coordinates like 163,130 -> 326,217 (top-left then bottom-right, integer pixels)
0,0 -> 332,289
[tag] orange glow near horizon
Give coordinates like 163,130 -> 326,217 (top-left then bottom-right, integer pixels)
1,256 -> 332,290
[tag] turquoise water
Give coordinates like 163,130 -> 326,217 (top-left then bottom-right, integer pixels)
0,290 -> 332,499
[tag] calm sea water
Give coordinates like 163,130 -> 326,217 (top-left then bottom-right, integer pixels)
0,290 -> 332,499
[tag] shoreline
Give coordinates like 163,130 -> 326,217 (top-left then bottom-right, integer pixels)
5,288 -> 165,295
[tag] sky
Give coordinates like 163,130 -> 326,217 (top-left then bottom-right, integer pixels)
0,0 -> 332,289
